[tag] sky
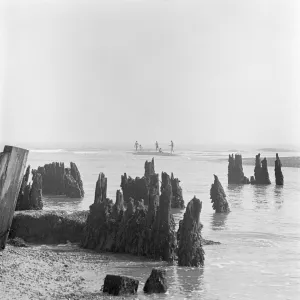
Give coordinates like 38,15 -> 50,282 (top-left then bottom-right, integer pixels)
0,0 -> 299,149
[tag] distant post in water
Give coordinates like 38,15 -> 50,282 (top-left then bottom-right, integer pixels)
0,145 -> 29,250
275,153 -> 284,185
228,154 -> 250,184
252,153 -> 271,185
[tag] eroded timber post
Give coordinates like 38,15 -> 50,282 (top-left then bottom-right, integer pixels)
0,145 -> 28,250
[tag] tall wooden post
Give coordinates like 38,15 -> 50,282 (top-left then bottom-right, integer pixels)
0,145 -> 28,250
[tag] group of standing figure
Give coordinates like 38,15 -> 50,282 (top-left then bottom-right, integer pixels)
155,141 -> 174,153
134,141 -> 174,153
134,141 -> 143,151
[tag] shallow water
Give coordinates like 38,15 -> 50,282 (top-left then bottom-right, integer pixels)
26,148 -> 300,299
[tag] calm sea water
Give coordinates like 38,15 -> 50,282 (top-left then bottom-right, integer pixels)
26,147 -> 300,299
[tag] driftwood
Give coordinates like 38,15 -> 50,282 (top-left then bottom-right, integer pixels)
0,145 -> 28,250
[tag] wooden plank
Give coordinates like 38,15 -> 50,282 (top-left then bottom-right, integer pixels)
0,145 -> 28,250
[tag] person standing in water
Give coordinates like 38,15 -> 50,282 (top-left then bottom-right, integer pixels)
155,141 -> 159,152
139,144 -> 143,151
170,140 -> 174,153
134,141 -> 139,151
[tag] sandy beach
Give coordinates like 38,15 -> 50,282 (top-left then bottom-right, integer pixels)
0,243 -> 115,300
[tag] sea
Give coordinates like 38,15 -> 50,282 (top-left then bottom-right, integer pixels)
23,145 -> 300,299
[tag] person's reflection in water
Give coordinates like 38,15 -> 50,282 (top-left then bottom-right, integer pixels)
227,184 -> 244,208
274,185 -> 284,210
211,213 -> 228,231
172,265 -> 204,297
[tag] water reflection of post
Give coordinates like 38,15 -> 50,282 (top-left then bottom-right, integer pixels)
211,213 -> 228,231
172,266 -> 204,297
227,184 -> 245,208
252,185 -> 269,210
274,185 -> 284,210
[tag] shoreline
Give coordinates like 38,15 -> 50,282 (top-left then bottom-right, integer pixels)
1,236 -> 217,300
1,243 -> 151,300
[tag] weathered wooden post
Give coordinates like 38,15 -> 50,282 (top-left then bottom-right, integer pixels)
0,145 -> 28,250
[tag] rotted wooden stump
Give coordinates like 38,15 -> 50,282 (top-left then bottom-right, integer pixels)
103,274 -> 139,296
143,268 -> 168,294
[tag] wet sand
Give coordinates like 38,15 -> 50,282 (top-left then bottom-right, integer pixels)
0,244 -> 115,300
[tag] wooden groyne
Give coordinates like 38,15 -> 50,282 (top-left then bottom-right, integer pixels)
0,145 -> 28,250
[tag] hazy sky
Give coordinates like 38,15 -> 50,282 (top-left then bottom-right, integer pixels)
0,0 -> 299,148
